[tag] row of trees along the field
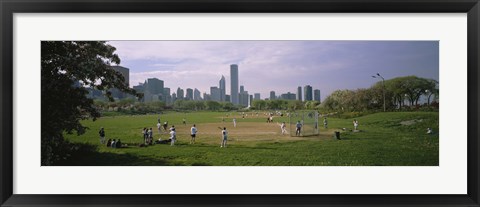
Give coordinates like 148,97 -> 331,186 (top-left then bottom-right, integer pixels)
94,76 -> 438,114
322,76 -> 438,112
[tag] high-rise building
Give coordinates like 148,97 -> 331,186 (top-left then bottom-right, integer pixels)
249,95 -> 253,107
280,92 -> 296,100
254,93 -> 261,100
147,78 -> 164,95
219,76 -> 226,102
230,64 -> 239,104
240,85 -> 244,93
176,87 -> 184,100
314,89 -> 321,102
186,88 -> 193,100
210,86 -> 221,101
112,66 -> 130,86
172,93 -> 177,102
239,91 -> 249,107
270,91 -> 276,100
225,95 -> 231,102
297,86 -> 302,101
110,66 -> 130,99
194,88 -> 202,100
304,85 -> 313,101
203,93 -> 211,101
163,87 -> 171,104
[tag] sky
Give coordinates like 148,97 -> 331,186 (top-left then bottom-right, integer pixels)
108,41 -> 439,101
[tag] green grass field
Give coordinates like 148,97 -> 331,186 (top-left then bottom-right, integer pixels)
62,111 -> 439,166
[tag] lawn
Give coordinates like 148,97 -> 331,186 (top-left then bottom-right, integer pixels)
62,111 -> 439,166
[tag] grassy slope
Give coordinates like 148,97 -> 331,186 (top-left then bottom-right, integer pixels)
63,111 -> 439,166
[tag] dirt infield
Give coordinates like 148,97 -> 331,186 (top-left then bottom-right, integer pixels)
160,122 -> 333,146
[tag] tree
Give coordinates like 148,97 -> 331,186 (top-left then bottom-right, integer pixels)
41,41 -> 140,165
205,101 -> 222,110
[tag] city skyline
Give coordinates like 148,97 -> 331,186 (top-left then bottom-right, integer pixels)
108,41 -> 439,100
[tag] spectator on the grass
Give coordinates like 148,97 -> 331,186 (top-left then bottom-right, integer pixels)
323,117 -> 328,129
106,139 -> 112,147
143,128 -> 148,144
427,128 -> 433,134
116,139 -> 122,148
99,127 -> 106,144
190,124 -> 197,144
111,139 -> 116,148
183,118 -> 187,126
233,118 -> 237,127
353,119 -> 359,131
148,128 -> 154,144
221,127 -> 228,148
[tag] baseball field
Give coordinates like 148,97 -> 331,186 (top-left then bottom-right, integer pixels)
62,111 -> 439,166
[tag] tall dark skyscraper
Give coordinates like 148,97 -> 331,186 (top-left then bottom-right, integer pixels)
186,88 -> 193,100
110,66 -> 130,99
219,75 -> 226,102
304,85 -> 313,101
230,64 -> 239,105
147,78 -> 164,95
210,86 -> 221,101
314,89 -> 321,102
297,86 -> 303,101
177,87 -> 184,100
270,91 -> 276,100
194,88 -> 202,100
254,93 -> 261,100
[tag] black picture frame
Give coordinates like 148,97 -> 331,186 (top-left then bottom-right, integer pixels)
1,0 -> 479,206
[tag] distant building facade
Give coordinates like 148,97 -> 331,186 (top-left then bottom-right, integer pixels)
230,64 -> 239,104
314,89 -> 321,102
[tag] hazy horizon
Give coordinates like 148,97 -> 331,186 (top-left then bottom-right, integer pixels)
109,40 -> 439,101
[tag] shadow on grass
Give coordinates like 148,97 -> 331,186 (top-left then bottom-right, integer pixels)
52,142 -> 173,166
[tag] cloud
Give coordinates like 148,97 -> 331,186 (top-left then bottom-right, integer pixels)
109,41 -> 439,100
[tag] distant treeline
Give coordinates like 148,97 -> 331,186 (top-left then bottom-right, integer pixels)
95,76 -> 438,115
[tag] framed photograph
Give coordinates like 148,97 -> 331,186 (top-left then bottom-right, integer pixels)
1,0 -> 479,206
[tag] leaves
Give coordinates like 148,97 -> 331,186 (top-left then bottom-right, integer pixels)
41,41 -> 140,165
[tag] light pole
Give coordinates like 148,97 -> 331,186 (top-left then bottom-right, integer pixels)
372,73 -> 386,112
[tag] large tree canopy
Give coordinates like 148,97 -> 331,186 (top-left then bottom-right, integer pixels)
41,41 -> 139,165
321,76 -> 438,112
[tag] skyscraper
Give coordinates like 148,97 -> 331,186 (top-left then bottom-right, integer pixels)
110,66 -> 130,99
270,91 -> 276,100
304,85 -> 313,101
219,76 -> 226,102
280,92 -> 296,100
194,88 -> 202,100
163,87 -> 171,104
239,91 -> 249,107
314,89 -> 321,102
230,64 -> 239,105
186,88 -> 193,100
147,78 -> 164,95
297,86 -> 303,101
240,85 -> 244,93
177,87 -> 184,100
254,93 -> 261,100
210,86 -> 221,101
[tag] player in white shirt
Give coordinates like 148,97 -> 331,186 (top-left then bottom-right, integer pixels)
157,121 -> 162,134
190,124 -> 198,144
221,127 -> 228,148
169,128 -> 177,146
